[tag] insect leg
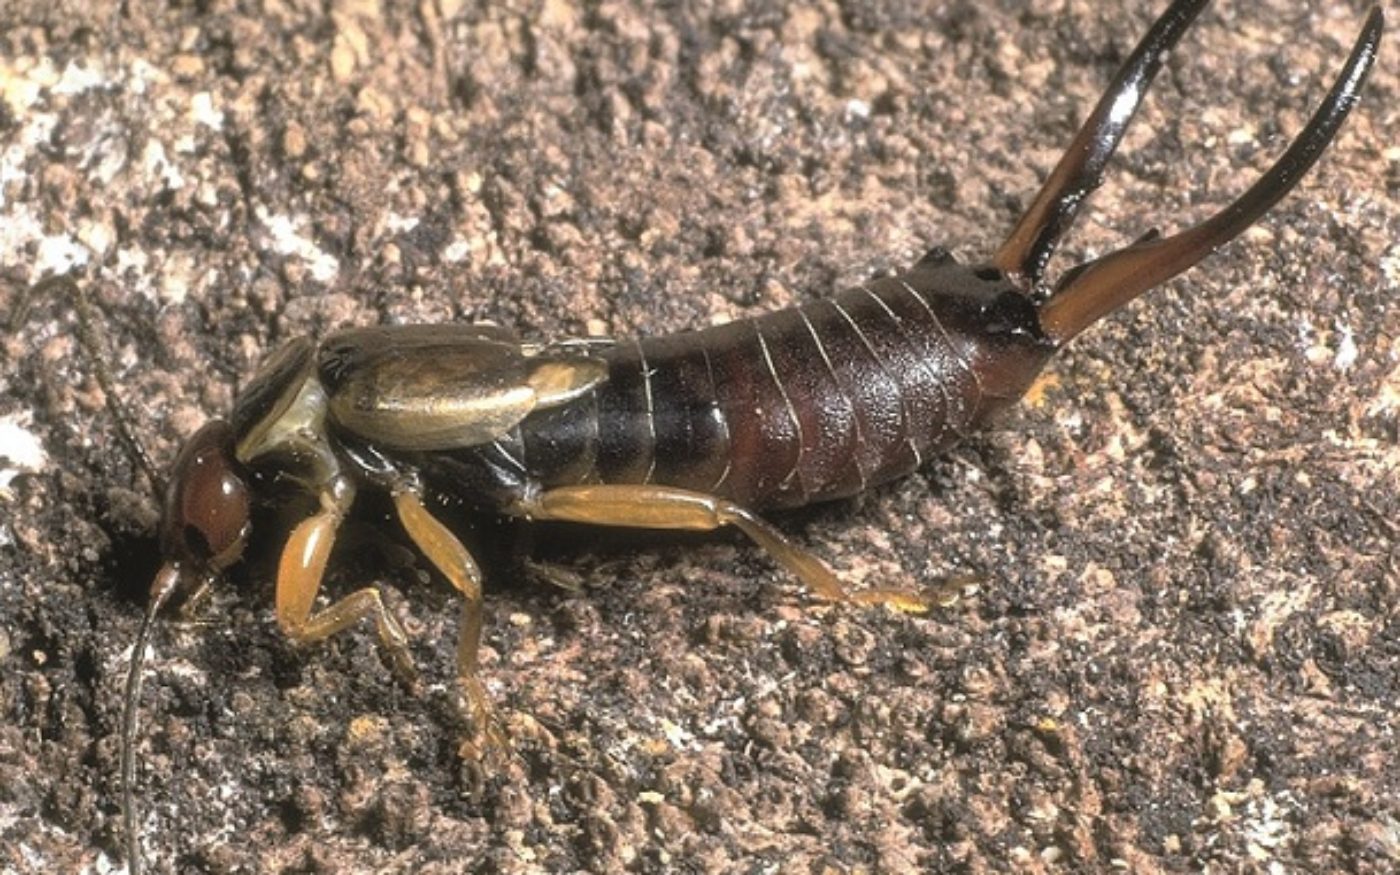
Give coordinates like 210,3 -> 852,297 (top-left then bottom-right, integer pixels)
520,485 -> 941,612
391,488 -> 508,753
274,479 -> 417,682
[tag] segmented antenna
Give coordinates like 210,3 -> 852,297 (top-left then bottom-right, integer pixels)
122,568 -> 181,875
12,274 -> 166,496
10,273 -> 172,875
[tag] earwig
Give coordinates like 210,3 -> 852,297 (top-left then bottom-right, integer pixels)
73,1 -> 1379,871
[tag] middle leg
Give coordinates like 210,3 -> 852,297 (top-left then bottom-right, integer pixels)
392,487 -> 507,753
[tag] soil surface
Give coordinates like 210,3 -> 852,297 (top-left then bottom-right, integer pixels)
2,1 -> 1397,873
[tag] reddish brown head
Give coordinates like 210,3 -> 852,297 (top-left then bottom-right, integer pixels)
123,419 -> 252,875
157,420 -> 252,580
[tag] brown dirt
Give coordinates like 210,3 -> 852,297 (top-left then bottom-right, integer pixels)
1,1 -> 1397,873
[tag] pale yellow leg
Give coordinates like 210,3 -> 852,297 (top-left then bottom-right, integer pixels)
520,484 -> 939,613
275,484 -> 416,681
393,489 -> 507,753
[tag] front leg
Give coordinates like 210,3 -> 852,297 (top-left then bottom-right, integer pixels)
275,478 -> 416,682
518,484 -> 945,612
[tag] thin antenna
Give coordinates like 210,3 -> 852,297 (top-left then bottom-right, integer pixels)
15,274 -> 167,496
122,565 -> 181,875
11,275 -> 176,872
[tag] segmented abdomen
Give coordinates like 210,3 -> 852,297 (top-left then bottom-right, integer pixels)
518,273 -> 990,509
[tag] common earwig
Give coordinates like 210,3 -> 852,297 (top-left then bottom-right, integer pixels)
71,0 -> 1379,871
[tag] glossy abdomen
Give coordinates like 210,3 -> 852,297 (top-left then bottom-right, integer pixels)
515,262 -> 1053,510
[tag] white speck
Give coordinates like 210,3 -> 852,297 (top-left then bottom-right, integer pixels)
127,58 -> 164,95
660,718 -> 694,749
0,140 -> 31,199
0,58 -> 53,113
189,91 -> 224,130
1227,125 -> 1257,146
76,216 -> 116,258
257,207 -> 340,284
141,138 -> 184,191
1381,246 -> 1400,287
1333,322 -> 1358,371
0,109 -> 58,207
1240,792 -> 1296,861
0,184 -> 92,272
114,245 -> 152,280
845,98 -> 870,121
34,232 -> 91,277
385,212 -> 420,234
1295,316 -> 1313,348
52,59 -> 108,96
442,237 -> 472,263
0,412 -> 47,495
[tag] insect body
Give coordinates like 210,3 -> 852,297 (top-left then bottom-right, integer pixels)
112,1 -> 1382,871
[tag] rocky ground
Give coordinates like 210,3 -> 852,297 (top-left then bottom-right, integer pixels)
1,0 -> 1397,872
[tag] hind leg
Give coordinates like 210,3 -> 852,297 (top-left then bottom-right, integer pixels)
518,484 -> 952,612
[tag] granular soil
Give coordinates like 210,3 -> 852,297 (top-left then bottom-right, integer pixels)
1,1 -> 1397,872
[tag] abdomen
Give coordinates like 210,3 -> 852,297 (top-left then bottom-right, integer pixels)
517,276 -> 991,510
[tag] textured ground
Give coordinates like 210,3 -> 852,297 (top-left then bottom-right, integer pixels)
1,0 -> 1397,872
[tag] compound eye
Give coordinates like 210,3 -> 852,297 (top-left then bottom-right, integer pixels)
161,421 -> 251,570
